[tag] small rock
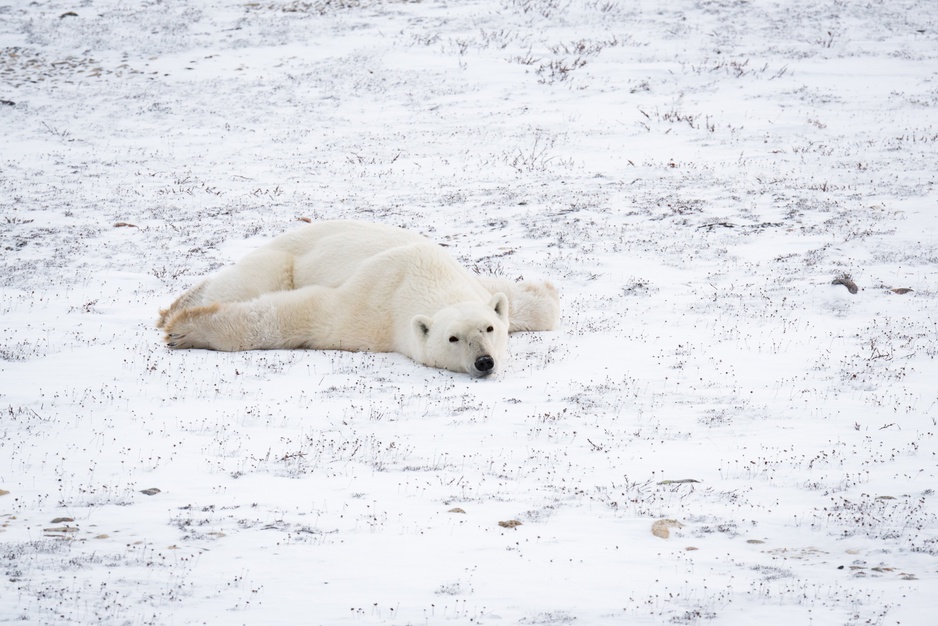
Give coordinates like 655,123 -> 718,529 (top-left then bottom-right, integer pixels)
498,520 -> 522,529
448,507 -> 466,514
51,517 -> 75,524
831,275 -> 858,294
651,518 -> 684,539
140,487 -> 161,496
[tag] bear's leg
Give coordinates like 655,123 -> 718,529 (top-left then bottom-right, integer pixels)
162,285 -> 343,352
200,249 -> 296,303
158,280 -> 209,328
158,250 -> 297,328
476,276 -> 560,332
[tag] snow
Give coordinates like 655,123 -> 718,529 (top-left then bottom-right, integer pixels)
1,0 -> 937,623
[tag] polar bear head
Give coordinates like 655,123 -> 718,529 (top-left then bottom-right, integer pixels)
412,293 -> 509,377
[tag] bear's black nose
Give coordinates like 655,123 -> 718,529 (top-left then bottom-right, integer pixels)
475,355 -> 495,373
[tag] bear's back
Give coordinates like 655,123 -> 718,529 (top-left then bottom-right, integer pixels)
278,221 -> 429,288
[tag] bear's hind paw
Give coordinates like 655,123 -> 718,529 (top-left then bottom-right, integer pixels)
164,331 -> 191,349
161,303 -> 234,351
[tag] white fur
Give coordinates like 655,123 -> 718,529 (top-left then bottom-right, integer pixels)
159,221 -> 559,376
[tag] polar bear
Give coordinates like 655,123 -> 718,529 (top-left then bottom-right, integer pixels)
158,221 -> 559,377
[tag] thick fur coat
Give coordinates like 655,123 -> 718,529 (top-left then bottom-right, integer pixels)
159,221 -> 559,377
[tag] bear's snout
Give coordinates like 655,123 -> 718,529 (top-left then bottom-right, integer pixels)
473,355 -> 495,376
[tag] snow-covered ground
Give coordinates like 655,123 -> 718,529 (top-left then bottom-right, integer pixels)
2,0 -> 937,623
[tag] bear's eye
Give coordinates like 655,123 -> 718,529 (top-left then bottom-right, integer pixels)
449,336 -> 459,343
486,326 -> 494,332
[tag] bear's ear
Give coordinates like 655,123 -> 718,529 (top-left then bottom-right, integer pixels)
489,292 -> 509,324
412,315 -> 433,342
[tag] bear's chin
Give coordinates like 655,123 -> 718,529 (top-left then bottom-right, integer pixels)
469,368 -> 496,379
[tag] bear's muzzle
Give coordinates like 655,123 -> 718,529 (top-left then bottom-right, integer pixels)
472,355 -> 495,377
